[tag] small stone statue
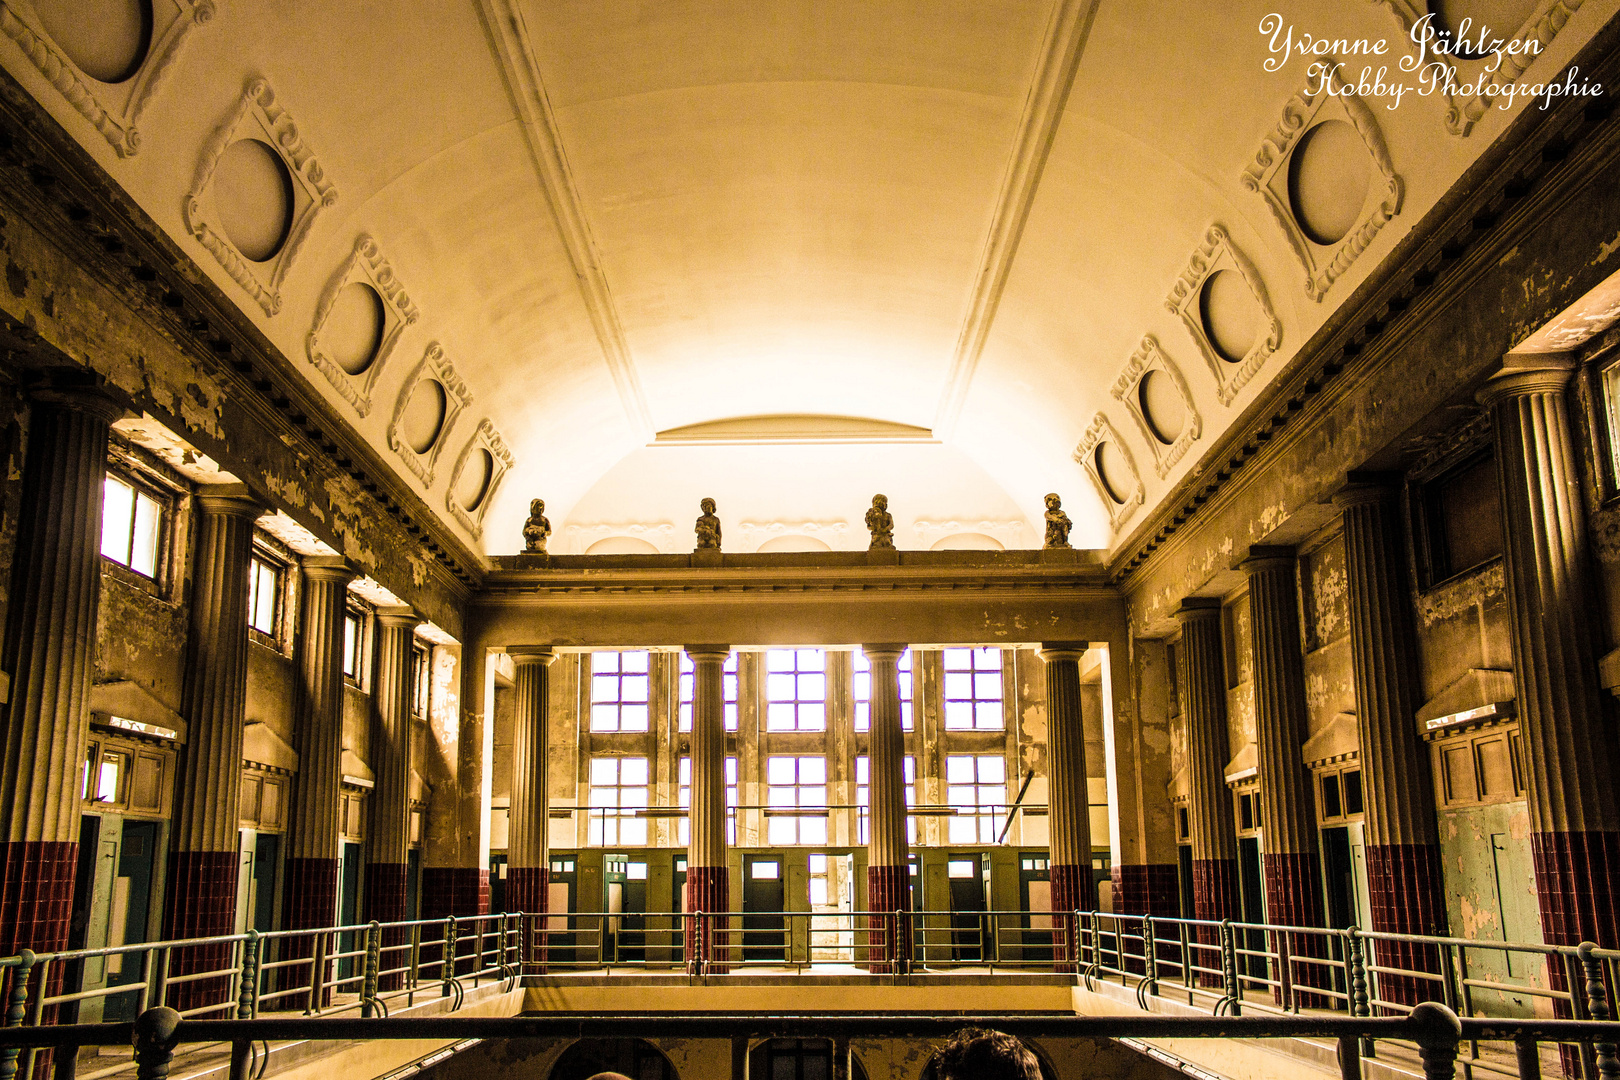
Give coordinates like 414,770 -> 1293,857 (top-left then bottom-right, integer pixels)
1043,492 -> 1072,549
865,494 -> 895,549
695,497 -> 722,550
523,498 -> 551,554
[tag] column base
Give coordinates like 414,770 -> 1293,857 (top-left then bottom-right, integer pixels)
1533,828 -> 1620,1073
163,850 -> 240,1015
1110,864 -> 1181,974
683,866 -> 730,974
508,866 -> 551,974
866,865 -> 912,973
281,857 -> 339,1010
1262,851 -> 1329,1006
1365,842 -> 1447,1007
421,866 -> 490,918
1191,858 -> 1239,988
0,840 -> 77,956
1050,863 -> 1090,969
363,862 -> 409,991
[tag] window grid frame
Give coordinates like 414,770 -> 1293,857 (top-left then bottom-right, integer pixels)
764,649 -> 828,733
590,650 -> 652,733
855,754 -> 917,844
678,755 -> 739,845
99,469 -> 170,585
765,754 -> 827,846
942,647 -> 1006,731
945,753 -> 1008,845
587,755 -> 650,847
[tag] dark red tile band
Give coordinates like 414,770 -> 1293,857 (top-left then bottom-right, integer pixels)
162,850 -> 240,1016
1191,858 -> 1238,988
363,862 -> 409,991
1364,842 -> 1447,1008
507,866 -> 551,973
866,864 -> 912,972
683,866 -> 730,974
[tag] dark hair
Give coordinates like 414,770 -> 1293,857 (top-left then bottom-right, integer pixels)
935,1028 -> 1042,1080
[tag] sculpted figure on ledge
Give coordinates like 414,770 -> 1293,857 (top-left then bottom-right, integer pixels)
866,494 -> 895,549
695,497 -> 722,550
1044,492 -> 1072,549
523,498 -> 551,554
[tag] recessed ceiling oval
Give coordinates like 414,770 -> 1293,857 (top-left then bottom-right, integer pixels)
401,378 -> 447,454
1287,120 -> 1372,247
35,0 -> 153,84
1199,269 -> 1260,364
1095,441 -> 1130,504
213,139 -> 295,264
1139,369 -> 1185,445
454,448 -> 493,510
324,283 -> 386,376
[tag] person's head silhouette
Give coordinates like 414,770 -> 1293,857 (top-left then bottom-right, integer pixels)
935,1027 -> 1042,1080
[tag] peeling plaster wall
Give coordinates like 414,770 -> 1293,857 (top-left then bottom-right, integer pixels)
95,571 -> 186,714
1437,800 -> 1546,1013
342,684 -> 371,777
1413,561 -> 1513,702
1302,535 -> 1355,736
245,641 -> 297,754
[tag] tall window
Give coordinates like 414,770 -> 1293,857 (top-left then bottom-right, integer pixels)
679,652 -> 739,732
678,756 -> 739,845
342,609 -> 363,683
100,473 -> 164,579
591,651 -> 650,732
247,555 -> 281,637
943,647 -> 1004,730
765,649 -> 826,732
588,756 -> 648,846
766,755 -> 827,845
946,754 -> 1007,844
854,648 -> 913,732
410,641 -> 431,718
855,755 -> 916,844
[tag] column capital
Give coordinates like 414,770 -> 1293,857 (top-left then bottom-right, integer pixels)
1174,597 -> 1222,623
375,606 -> 421,630
861,644 -> 907,662
1332,471 -> 1402,509
27,367 -> 130,423
300,554 -> 355,584
685,644 -> 731,662
194,484 -> 266,520
1477,352 -> 1577,405
1037,643 -> 1087,663
507,645 -> 557,667
1239,544 -> 1296,574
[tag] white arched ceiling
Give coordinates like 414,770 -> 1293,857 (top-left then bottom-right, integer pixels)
11,0 -> 1615,559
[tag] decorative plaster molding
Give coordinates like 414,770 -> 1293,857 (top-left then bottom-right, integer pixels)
183,78 -> 337,316
1164,224 -> 1282,407
306,235 -> 420,417
0,0 -> 212,157
1074,411 -> 1144,532
933,0 -> 1100,440
912,518 -> 1028,549
1372,0 -> 1587,136
1241,68 -> 1403,302
387,342 -> 471,488
736,520 -> 850,550
563,521 -> 678,554
475,0 -> 652,437
1110,335 -> 1202,478
444,418 -> 514,539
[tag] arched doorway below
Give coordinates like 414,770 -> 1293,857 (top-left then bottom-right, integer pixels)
548,1038 -> 677,1080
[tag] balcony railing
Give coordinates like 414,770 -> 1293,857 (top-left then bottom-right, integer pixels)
1,909 -> 1617,1079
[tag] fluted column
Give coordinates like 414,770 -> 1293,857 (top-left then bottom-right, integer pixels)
1481,356 -> 1620,954
1336,479 -> 1448,1003
163,487 -> 263,1011
1175,601 -> 1239,925
864,645 -> 911,972
507,646 -> 555,972
0,373 -> 124,961
685,645 -> 731,973
1241,549 -> 1325,927
285,557 -> 355,935
365,605 -> 419,989
1040,645 -> 1092,967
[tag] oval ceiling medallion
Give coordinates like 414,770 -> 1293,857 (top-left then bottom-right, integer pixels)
1287,120 -> 1372,246
213,139 -> 295,264
1199,269 -> 1260,364
35,0 -> 153,84
401,379 -> 447,454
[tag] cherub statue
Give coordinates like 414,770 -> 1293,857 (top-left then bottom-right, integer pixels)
522,498 -> 551,554
865,494 -> 895,549
695,497 -> 722,550
1043,492 -> 1072,549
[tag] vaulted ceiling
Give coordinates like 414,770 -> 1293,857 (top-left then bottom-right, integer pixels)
6,0 -> 1613,555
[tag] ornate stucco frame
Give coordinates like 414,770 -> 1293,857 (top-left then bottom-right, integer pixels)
444,418 -> 513,539
307,235 -> 420,417
1074,411 -> 1145,532
388,342 -> 471,488
1165,225 -> 1283,407
1112,335 -> 1203,479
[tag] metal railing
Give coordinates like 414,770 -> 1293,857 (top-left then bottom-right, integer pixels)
0,1002 -> 1618,1080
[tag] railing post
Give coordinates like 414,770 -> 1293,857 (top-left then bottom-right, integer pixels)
442,918 -> 458,995
1087,912 -> 1101,977
361,921 -> 380,1018
229,1039 -> 252,1080
1142,916 -> 1159,995
1577,942 -> 1620,1080
132,1007 -> 182,1080
1278,932 -> 1295,1013
0,952 -> 35,1080
308,933 -> 328,1015
1408,1001 -> 1462,1080
237,931 -> 259,1019
1347,928 -> 1370,1017
1220,919 -> 1242,1016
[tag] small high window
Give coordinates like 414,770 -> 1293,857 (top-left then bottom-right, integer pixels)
247,555 -> 281,638
590,651 -> 650,732
410,641 -> 431,719
342,609 -> 363,683
100,473 -> 165,579
588,756 -> 648,846
942,648 -> 1003,730
1413,450 -> 1503,588
945,754 -> 1006,844
765,649 -> 827,732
